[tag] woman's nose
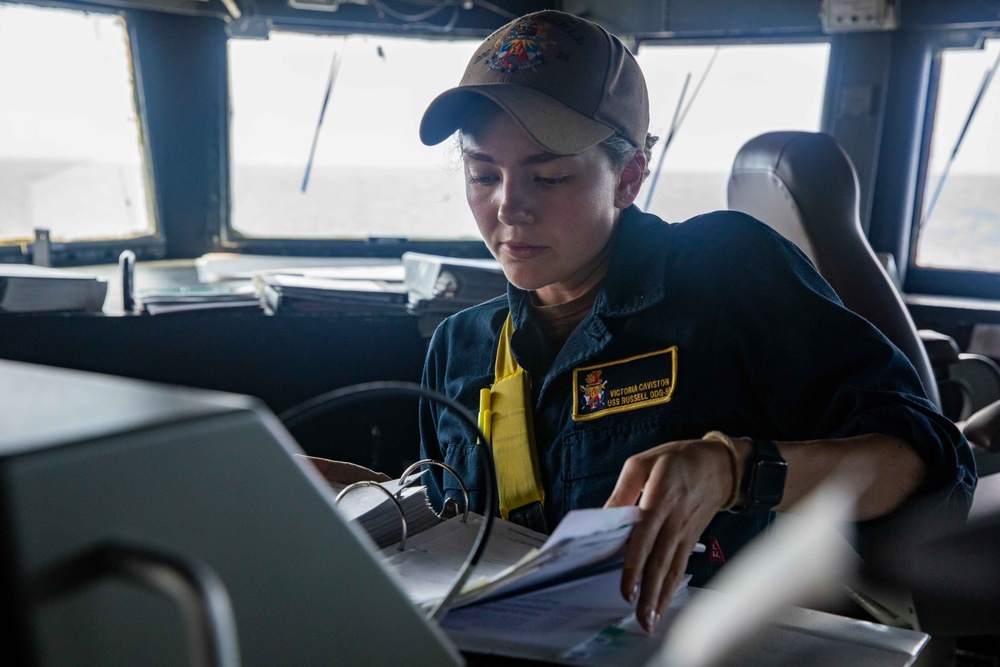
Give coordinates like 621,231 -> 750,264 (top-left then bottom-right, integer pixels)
497,181 -> 534,226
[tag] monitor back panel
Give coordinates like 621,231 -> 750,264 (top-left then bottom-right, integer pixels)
0,361 -> 461,667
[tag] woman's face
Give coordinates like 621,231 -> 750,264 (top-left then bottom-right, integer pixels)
461,111 -> 635,306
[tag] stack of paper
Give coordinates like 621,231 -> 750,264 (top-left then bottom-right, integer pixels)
378,514 -> 548,608
136,283 -> 262,315
443,573 -> 928,667
254,273 -> 409,314
194,253 -> 399,283
436,483 -> 931,667
442,568 -> 690,665
378,506 -> 641,610
402,252 -> 507,315
329,478 -> 441,549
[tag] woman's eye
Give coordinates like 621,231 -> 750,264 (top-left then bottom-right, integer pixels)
536,175 -> 570,185
467,174 -> 498,185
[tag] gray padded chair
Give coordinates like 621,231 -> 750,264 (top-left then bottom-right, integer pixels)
727,133 -> 1000,645
727,130 -> 1000,451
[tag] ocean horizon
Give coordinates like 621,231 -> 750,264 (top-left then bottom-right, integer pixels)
2,159 -> 998,273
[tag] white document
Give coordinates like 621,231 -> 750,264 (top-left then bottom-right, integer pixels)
379,513 -> 546,607
442,567 -> 691,666
444,573 -> 928,667
378,505 -> 640,609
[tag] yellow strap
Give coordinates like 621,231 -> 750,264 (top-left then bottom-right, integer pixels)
479,314 -> 545,520
495,313 -> 521,380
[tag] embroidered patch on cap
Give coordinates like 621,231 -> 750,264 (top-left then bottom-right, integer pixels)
571,347 -> 677,421
488,18 -> 550,73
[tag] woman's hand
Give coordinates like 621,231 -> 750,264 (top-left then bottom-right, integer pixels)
300,455 -> 392,485
603,437 -> 745,632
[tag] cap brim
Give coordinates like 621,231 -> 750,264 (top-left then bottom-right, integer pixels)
419,85 -> 615,155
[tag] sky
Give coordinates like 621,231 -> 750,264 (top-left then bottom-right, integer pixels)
927,38 -> 1000,176
0,5 -> 143,163
0,2 -> 996,177
229,32 -> 832,173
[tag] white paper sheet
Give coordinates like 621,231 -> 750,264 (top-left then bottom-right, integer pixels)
442,567 -> 690,665
379,513 -> 546,606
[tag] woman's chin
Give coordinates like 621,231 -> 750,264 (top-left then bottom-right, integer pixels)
503,271 -> 551,293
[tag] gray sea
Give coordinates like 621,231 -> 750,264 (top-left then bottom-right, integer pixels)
2,160 -> 998,273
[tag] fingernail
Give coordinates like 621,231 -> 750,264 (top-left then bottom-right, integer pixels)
627,583 -> 638,604
644,609 -> 661,632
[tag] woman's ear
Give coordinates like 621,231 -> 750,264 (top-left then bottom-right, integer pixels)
615,153 -> 647,209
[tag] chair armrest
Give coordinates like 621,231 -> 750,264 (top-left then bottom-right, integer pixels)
918,329 -> 961,367
963,399 -> 1000,453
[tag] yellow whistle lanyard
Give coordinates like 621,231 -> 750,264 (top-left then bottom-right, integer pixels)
478,314 -> 545,521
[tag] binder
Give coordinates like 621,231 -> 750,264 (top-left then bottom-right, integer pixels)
0,264 -> 107,313
253,272 -> 409,314
402,252 -> 507,314
331,457 -> 931,667
136,283 -> 262,315
329,476 -> 440,549
331,463 -> 643,612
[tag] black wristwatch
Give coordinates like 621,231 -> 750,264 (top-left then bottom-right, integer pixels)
740,437 -> 787,513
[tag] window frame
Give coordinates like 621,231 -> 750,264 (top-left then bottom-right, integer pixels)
0,2 -> 166,268
219,30 -> 830,258
0,7 -> 832,266
218,26 -> 493,260
629,34 -> 831,222
904,29 -> 1000,299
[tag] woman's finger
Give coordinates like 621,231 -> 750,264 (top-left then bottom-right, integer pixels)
604,453 -> 653,509
615,438 -> 737,629
634,512 -> 683,630
610,454 -> 662,601
299,455 -> 392,484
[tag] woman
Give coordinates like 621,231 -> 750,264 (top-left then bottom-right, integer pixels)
321,10 -> 974,633
411,9 -> 974,632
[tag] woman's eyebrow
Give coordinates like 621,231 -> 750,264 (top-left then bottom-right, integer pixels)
461,149 -> 575,166
521,152 -> 574,166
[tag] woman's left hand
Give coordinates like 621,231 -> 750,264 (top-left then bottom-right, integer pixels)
603,437 -> 742,632
298,455 -> 392,485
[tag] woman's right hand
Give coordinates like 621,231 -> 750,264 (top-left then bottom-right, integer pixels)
603,437 -> 743,632
301,455 -> 392,485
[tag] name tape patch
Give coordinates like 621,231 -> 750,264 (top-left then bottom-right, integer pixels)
572,346 -> 677,421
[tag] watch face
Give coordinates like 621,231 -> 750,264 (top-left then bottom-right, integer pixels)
752,460 -> 788,507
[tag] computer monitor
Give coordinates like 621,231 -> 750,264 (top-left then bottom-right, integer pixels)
0,359 -> 461,666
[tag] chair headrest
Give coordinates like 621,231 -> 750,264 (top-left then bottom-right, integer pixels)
727,131 -> 863,277
727,131 -> 942,409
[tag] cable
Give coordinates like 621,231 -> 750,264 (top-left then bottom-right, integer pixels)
279,380 -> 498,622
643,47 -> 720,211
471,0 -> 517,20
922,45 -> 1000,228
371,0 -> 452,23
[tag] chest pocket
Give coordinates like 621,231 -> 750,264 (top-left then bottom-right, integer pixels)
555,411 -> 671,517
434,373 -> 494,514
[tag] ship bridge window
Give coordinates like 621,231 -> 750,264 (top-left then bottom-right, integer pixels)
227,34 -> 828,243
0,3 -> 154,248
635,42 -> 830,222
227,31 -> 479,242
915,37 -> 1000,275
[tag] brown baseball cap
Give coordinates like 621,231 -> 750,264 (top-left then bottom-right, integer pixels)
419,10 -> 649,155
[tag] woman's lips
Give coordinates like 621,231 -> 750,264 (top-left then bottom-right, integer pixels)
501,242 -> 546,260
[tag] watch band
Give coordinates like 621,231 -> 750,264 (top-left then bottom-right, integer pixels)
740,436 -> 787,513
